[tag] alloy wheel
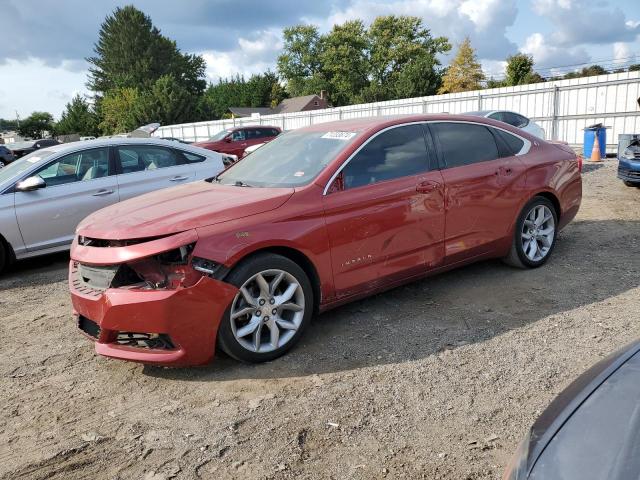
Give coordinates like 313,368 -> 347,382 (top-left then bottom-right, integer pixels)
229,269 -> 305,353
521,204 -> 555,262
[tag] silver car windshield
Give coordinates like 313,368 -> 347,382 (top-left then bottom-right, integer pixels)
0,150 -> 56,185
216,130 -> 360,187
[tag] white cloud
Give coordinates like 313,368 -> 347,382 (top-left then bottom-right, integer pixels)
0,58 -> 88,119
531,0 -> 640,46
521,33 -> 590,72
201,29 -> 283,81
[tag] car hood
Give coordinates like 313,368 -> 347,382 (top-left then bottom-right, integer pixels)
77,181 -> 294,239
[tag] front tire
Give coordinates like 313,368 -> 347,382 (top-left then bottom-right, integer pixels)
503,196 -> 558,269
623,181 -> 639,188
0,242 -> 5,274
217,253 -> 314,363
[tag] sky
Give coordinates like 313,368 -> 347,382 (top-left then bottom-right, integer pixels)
1,0 -> 639,120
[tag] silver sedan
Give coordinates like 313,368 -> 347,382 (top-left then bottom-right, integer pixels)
0,138 -> 225,272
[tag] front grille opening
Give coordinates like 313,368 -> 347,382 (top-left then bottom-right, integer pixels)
115,332 -> 175,350
78,316 -> 101,339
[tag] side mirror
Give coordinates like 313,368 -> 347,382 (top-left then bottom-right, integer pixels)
16,176 -> 46,192
224,136 -> 232,143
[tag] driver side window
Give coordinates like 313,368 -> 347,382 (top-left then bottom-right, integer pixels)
342,124 -> 431,189
231,130 -> 246,142
34,147 -> 110,187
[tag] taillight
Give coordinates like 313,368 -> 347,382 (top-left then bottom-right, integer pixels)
577,155 -> 583,173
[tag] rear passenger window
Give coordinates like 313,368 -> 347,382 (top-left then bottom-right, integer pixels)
178,150 -> 206,163
503,112 -> 529,128
495,129 -> 525,155
343,124 -> 430,189
117,146 -> 181,173
432,123 -> 499,168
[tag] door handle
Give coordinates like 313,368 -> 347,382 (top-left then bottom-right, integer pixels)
170,175 -> 189,182
416,181 -> 441,194
92,189 -> 114,196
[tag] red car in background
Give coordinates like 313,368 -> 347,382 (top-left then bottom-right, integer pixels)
70,115 -> 582,367
193,125 -> 281,158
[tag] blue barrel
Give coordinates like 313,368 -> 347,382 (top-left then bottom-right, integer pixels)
583,126 -> 607,158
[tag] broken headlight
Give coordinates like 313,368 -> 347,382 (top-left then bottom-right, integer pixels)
121,243 -> 199,290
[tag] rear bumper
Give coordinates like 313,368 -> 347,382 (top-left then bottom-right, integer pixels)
618,158 -> 640,184
70,262 -> 238,367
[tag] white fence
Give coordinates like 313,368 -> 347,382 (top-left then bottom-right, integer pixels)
155,71 -> 640,152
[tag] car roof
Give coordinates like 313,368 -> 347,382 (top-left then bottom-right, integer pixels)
296,113 -> 519,135
235,125 -> 281,130
35,137 -> 212,155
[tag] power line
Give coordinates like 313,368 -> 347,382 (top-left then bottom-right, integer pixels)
481,54 -> 639,82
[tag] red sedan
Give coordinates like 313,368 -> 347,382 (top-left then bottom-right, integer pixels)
69,115 -> 582,366
192,125 -> 281,159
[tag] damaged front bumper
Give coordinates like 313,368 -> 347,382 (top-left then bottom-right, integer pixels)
69,230 -> 238,367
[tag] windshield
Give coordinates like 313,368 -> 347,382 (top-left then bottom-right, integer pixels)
208,130 -> 232,142
216,129 -> 360,187
0,150 -> 56,185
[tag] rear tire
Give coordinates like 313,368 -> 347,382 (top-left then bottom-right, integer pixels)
503,196 -> 558,269
217,253 -> 314,363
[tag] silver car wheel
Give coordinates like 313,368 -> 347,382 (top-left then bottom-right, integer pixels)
230,269 -> 305,353
522,205 -> 555,262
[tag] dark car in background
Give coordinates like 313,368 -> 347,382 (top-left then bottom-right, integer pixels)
618,138 -> 640,187
7,138 -> 60,160
503,340 -> 640,480
193,126 -> 281,158
0,145 -> 16,167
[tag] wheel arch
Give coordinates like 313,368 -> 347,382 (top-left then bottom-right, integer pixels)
226,245 -> 322,314
533,190 -> 561,219
0,232 -> 16,268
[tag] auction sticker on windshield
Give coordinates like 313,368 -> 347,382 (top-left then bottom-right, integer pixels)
321,131 -> 356,140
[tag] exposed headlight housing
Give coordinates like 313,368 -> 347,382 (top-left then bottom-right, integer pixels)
120,243 -> 198,290
621,148 -> 637,160
191,257 -> 223,277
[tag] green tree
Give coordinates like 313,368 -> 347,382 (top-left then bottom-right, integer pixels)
277,16 -> 450,104
87,6 -> 206,97
17,112 -> 55,138
319,20 -> 369,106
629,64 -> 640,72
365,15 -> 450,101
564,65 -> 608,79
98,87 -> 140,135
269,82 -> 288,108
56,95 -> 99,136
439,37 -> 484,93
277,25 -> 327,97
134,75 -> 197,125
486,77 -> 506,89
0,119 -> 19,131
198,72 -> 283,120
505,53 -> 534,86
393,54 -> 443,99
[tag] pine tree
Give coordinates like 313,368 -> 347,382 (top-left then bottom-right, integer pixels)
438,38 -> 484,94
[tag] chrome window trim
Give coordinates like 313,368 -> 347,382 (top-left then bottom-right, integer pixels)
322,120 -> 532,195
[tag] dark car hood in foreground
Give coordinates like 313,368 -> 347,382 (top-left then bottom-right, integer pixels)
523,340 -> 640,479
77,181 -> 294,239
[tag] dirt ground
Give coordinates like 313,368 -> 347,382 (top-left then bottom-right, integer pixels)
1,159 -> 639,480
